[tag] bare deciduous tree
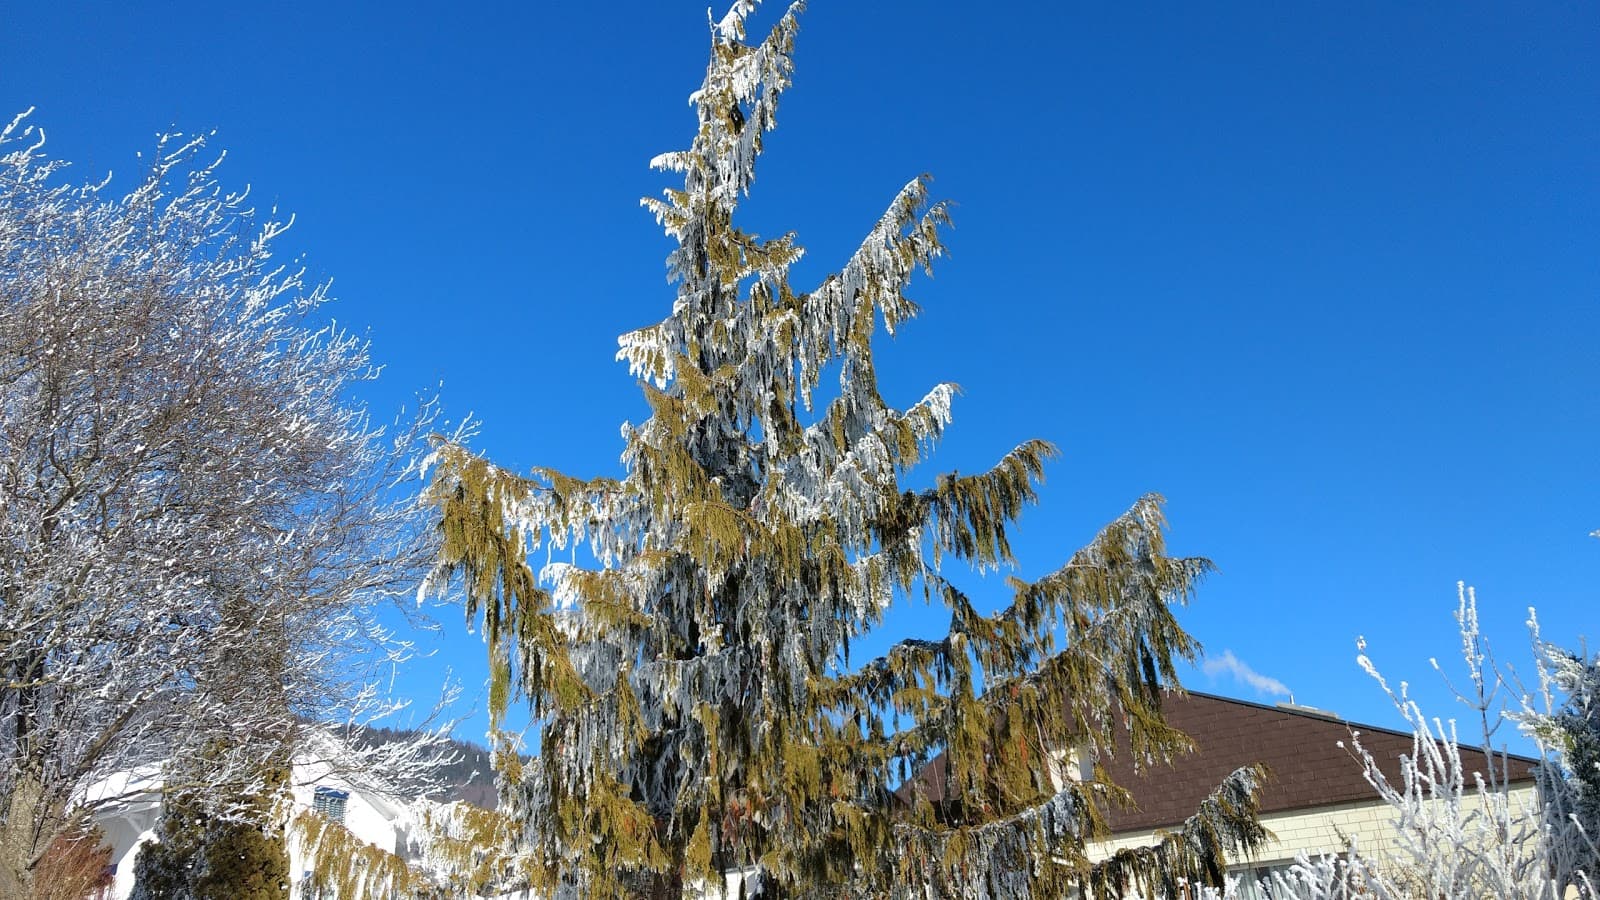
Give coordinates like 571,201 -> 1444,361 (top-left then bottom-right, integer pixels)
0,111 -> 447,896
1215,588 -> 1598,900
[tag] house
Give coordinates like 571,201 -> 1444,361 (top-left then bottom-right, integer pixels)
900,690 -> 1538,893
84,751 -> 414,900
87,692 -> 1536,898
81,767 -> 162,900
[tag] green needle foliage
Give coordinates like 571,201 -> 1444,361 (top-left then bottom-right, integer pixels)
131,767 -> 290,900
425,2 -> 1267,897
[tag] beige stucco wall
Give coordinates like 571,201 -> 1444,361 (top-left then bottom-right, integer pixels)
1087,782 -> 1540,869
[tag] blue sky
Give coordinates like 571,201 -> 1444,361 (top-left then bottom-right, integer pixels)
6,1 -> 1596,748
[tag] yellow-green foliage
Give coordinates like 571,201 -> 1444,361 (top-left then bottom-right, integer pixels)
411,802 -> 534,897
195,820 -> 290,900
294,801 -> 540,900
422,1 -> 1269,896
291,811 -> 423,900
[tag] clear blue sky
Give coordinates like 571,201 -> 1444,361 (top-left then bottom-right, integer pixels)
6,1 -> 1595,748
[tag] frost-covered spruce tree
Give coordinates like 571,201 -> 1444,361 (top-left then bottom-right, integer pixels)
425,3 -> 1266,897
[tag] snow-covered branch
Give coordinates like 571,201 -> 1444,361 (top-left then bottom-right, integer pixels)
0,111 -> 452,896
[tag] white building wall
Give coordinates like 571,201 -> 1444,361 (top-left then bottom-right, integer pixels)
283,773 -> 406,898
100,814 -> 157,900
93,766 -> 404,900
286,776 -> 401,855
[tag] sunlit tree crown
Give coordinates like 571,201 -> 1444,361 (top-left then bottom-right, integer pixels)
426,3 -> 1266,896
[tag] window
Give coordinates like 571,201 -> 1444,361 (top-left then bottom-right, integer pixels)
1231,861 -> 1295,900
312,787 -> 349,824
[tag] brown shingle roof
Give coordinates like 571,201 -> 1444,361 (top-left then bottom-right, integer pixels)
900,690 -> 1537,834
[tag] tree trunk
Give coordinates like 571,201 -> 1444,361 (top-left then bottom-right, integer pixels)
0,773 -> 52,899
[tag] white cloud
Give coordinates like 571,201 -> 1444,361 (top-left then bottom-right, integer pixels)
1201,649 -> 1292,699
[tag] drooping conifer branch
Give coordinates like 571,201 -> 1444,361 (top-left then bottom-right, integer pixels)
425,2 -> 1265,896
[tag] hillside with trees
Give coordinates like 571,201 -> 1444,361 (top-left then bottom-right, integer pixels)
347,726 -> 500,810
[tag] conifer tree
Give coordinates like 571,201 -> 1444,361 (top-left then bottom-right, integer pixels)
425,2 -> 1268,897
1524,640 -> 1600,895
131,765 -> 291,900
